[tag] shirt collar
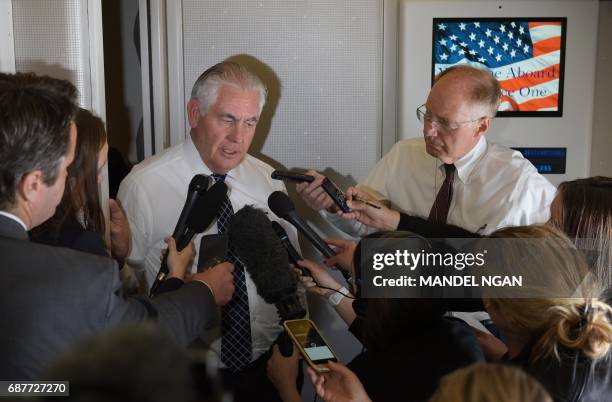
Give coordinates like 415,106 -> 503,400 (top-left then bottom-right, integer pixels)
0,211 -> 28,231
452,136 -> 487,184
183,132 -> 239,180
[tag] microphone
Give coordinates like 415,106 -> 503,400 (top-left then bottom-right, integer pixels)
172,174 -> 210,242
267,191 -> 352,284
228,205 -> 306,357
271,221 -> 311,277
149,180 -> 228,296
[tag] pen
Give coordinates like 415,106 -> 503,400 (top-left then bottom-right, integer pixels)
352,195 -> 381,209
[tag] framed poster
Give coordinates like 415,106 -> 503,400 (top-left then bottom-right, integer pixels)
432,17 -> 567,117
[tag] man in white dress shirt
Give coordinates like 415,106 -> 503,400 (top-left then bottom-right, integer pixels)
118,61 -> 304,401
297,65 -> 556,236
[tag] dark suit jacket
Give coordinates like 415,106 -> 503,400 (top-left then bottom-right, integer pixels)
0,214 -> 217,380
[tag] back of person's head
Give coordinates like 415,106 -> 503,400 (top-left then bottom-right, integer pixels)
355,231 -> 448,351
434,65 -> 501,118
0,72 -> 77,210
428,363 -> 552,402
44,323 -> 197,402
190,60 -> 267,115
485,225 -> 612,362
31,108 -> 107,241
549,176 -> 612,287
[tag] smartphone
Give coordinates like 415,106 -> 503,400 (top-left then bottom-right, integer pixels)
283,319 -> 338,372
321,178 -> 351,213
271,170 -> 315,183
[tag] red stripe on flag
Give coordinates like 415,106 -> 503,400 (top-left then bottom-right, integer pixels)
499,64 -> 560,92
528,21 -> 562,29
533,37 -> 561,57
502,93 -> 559,111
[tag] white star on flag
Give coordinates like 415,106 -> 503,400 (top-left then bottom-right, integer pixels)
439,38 -> 447,46
493,36 -> 500,44
478,39 -> 485,48
495,53 -> 502,62
500,24 -> 506,33
458,49 -> 466,55
478,56 -> 486,63
459,22 -> 467,31
507,31 -> 514,39
474,22 -> 480,28
516,38 -> 522,46
440,52 -> 449,61
438,23 -> 447,30
469,49 -> 477,56
449,34 -> 458,41
485,29 -> 492,37
459,41 -> 468,47
510,49 -> 517,58
487,46 -> 494,55
450,44 -> 457,52
502,43 -> 509,51
469,32 -> 476,41
523,44 -> 530,53
510,22 -> 516,28
519,26 -> 525,35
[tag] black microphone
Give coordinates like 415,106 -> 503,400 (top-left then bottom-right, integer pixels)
149,180 -> 228,296
172,174 -> 210,241
271,221 -> 311,277
267,191 -> 352,284
228,205 -> 306,357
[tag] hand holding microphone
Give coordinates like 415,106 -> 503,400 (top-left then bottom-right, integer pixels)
294,170 -> 338,212
268,191 -> 353,285
191,262 -> 235,306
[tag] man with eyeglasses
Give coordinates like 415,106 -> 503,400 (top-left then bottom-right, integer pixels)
297,65 -> 556,236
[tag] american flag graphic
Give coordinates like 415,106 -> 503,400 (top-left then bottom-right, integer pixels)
433,18 -> 566,114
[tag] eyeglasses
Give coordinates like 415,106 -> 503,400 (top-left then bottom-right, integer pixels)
416,104 -> 486,133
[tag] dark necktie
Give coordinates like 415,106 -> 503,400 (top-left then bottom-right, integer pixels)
211,173 -> 252,372
428,164 -> 455,224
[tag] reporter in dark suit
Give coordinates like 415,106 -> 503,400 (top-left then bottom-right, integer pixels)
0,72 -> 235,380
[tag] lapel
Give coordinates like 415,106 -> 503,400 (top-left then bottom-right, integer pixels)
0,214 -> 29,241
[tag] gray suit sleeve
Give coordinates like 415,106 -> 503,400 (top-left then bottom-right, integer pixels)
103,261 -> 217,346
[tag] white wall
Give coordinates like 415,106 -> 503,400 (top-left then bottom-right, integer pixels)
591,0 -> 612,177
401,0 -> 600,185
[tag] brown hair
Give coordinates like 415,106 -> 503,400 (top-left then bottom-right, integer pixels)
435,65 -> 501,117
0,73 -> 77,209
428,363 -> 552,402
355,231 -> 447,351
31,108 -> 107,241
549,176 -> 612,287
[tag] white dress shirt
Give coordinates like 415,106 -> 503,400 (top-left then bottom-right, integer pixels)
0,211 -> 28,231
118,134 -> 305,363
327,136 -> 556,236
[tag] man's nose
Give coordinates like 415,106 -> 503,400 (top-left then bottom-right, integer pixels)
228,124 -> 246,143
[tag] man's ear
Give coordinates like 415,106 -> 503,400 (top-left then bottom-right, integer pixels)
187,99 -> 201,129
18,170 -> 44,203
474,117 -> 492,139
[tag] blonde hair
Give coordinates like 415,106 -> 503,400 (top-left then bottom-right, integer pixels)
428,363 -> 552,402
486,225 -> 612,362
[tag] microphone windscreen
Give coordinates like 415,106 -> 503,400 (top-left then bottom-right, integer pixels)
268,191 -> 295,220
228,205 -> 295,304
188,180 -> 227,233
188,174 -> 210,193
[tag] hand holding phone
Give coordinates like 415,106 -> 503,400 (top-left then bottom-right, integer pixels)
283,319 -> 338,372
